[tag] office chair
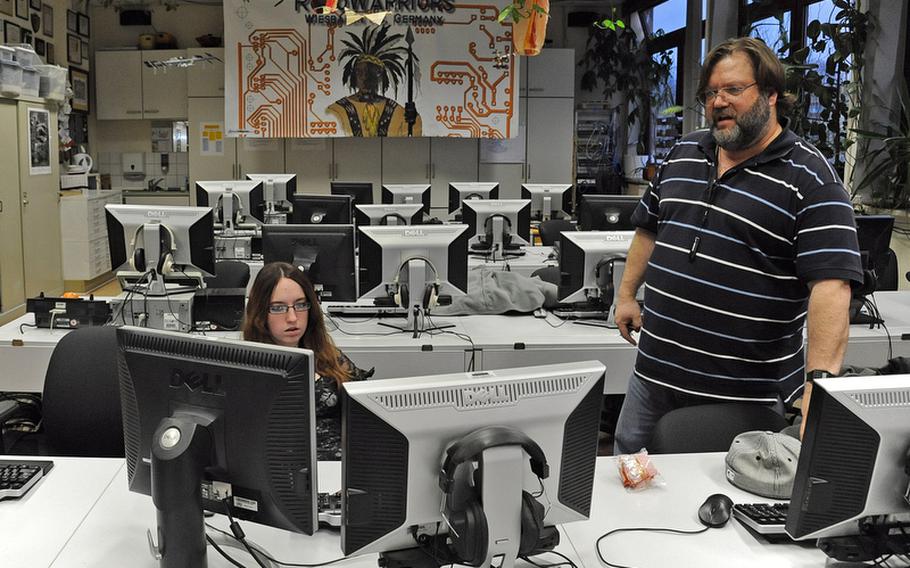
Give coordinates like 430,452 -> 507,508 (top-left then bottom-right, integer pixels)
204,260 -> 251,289
538,219 -> 576,247
648,403 -> 789,454
0,326 -> 124,457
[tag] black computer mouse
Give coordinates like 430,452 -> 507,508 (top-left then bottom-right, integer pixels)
698,493 -> 734,527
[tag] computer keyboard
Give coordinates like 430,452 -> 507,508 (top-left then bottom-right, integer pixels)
733,502 -> 790,536
0,460 -> 53,501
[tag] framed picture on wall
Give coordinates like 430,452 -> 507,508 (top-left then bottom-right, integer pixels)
45,42 -> 54,64
27,107 -> 52,176
34,37 -> 45,56
15,0 -> 27,20
21,28 -> 32,45
42,3 -> 52,37
0,0 -> 13,17
76,12 -> 88,37
3,21 -> 20,43
67,33 -> 80,65
66,9 -> 77,32
70,69 -> 88,112
28,0 -> 39,10
81,39 -> 88,64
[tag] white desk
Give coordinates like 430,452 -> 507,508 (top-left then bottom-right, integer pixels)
467,245 -> 557,278
0,457 -> 124,567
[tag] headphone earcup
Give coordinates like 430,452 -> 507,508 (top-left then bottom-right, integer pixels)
449,498 -> 488,566
518,491 -> 545,556
158,252 -> 174,275
131,248 -> 146,272
422,283 -> 439,310
394,283 -> 409,308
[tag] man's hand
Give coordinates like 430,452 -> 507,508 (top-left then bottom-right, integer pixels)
614,296 -> 642,345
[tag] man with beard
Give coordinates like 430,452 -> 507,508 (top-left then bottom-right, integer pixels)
611,37 -> 863,454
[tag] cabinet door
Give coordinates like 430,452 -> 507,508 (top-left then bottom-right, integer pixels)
333,138 -> 382,202
526,97 -> 574,184
285,139 -> 334,195
95,51 -> 143,120
142,50 -> 188,119
430,138 -> 478,211
186,48 -> 225,97
381,138 -> 430,184
0,102 -> 23,318
18,103 -> 62,298
237,138 -> 285,180
527,49 -> 575,98
188,97 -> 237,198
478,163 -> 526,199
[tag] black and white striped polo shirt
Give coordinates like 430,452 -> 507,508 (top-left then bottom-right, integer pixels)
630,127 -> 863,404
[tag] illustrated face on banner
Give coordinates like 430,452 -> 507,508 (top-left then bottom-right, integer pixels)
223,2 -> 520,139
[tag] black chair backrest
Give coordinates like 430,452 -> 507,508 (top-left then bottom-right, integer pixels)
877,248 -> 898,291
648,403 -> 789,454
538,219 -> 576,247
205,261 -> 251,289
42,326 -> 124,457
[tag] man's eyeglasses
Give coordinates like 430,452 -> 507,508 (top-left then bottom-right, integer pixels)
697,82 -> 758,105
268,301 -> 311,315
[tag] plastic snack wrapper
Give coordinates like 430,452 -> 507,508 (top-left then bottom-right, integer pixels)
616,449 -> 663,491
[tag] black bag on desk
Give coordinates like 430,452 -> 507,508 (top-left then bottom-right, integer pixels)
26,295 -> 111,329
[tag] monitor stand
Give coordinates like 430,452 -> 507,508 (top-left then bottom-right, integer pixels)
849,296 -> 884,326
377,261 -> 454,338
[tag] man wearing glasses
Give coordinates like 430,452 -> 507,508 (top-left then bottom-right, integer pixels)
612,37 -> 863,454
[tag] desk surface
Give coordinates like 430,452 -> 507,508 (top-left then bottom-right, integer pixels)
11,454 -> 828,568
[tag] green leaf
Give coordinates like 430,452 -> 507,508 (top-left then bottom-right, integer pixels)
615,19 -> 625,29
531,4 -> 547,15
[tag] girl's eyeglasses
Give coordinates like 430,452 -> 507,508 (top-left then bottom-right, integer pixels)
268,301 -> 311,315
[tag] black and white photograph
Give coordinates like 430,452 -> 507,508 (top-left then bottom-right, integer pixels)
41,3 -> 52,37
45,42 -> 54,64
3,20 -> 20,43
34,37 -> 45,56
66,8 -> 76,32
27,107 -> 51,176
28,0 -> 39,10
81,38 -> 88,64
67,33 -> 80,64
76,12 -> 89,37
15,0 -> 27,20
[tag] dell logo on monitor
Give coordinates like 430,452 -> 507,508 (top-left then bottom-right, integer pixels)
461,385 -> 513,406
146,210 -> 168,218
404,229 -> 426,237
170,368 -> 225,395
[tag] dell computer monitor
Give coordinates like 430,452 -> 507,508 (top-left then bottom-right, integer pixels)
521,184 -> 572,221
245,173 -> 297,208
557,231 -> 635,305
262,224 -> 357,301
786,374 -> 910,553
195,180 -> 266,228
381,184 -> 431,216
357,224 -> 469,301
448,182 -> 500,216
105,204 -> 216,291
116,326 -> 317,566
341,360 -> 606,562
290,194 -> 353,225
577,194 -> 641,231
462,199 -> 532,249
332,182 -> 374,207
855,214 -> 894,281
355,204 -> 424,226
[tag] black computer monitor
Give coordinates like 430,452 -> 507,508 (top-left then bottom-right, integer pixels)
290,194 -> 353,224
448,182 -> 500,216
381,184 -> 431,217
262,224 -> 357,301
195,180 -> 265,228
855,214 -> 894,277
577,194 -> 641,231
785,374 -> 910,561
355,204 -> 424,226
331,182 -> 374,207
521,184 -> 572,221
245,173 -> 297,208
557,231 -> 635,305
117,326 -> 317,567
341,361 -> 605,565
462,199 -> 532,254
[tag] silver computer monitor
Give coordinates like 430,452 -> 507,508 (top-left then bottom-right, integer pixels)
381,184 -> 431,216
105,204 -> 216,290
245,173 -> 297,208
448,182 -> 500,217
557,231 -> 634,304
462,199 -> 532,249
341,360 -> 606,564
786,374 -> 910,548
195,180 -> 265,229
521,184 -> 572,221
355,204 -> 424,226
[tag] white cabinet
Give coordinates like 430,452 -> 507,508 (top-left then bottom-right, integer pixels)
526,97 -> 574,183
96,50 -> 188,120
60,191 -> 122,282
382,138 -> 430,184
334,138 -> 382,202
237,138 -> 285,179
186,48 -> 225,97
285,139 -> 334,194
430,138 -> 478,210
0,101 -> 23,320
526,49 -> 575,98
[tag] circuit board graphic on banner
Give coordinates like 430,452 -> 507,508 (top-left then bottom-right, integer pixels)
224,0 -> 519,138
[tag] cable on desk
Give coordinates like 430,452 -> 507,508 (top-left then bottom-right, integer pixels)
424,314 -> 478,371
205,523 -> 352,567
206,533 -> 250,568
594,526 -> 709,568
18,322 -> 38,334
324,313 -> 404,337
520,550 -> 579,568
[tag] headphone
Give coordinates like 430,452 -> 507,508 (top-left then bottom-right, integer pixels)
392,256 -> 442,311
380,213 -> 408,226
129,224 -> 176,275
437,426 -> 551,566
482,213 -> 513,247
593,254 -> 626,303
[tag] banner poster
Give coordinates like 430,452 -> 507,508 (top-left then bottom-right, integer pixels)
223,0 -> 519,139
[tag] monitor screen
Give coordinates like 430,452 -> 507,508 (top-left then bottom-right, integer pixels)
521,184 -> 572,221
195,180 -> 266,228
105,204 -> 216,280
357,224 -> 469,300
341,361 -> 605,558
331,182 -> 374,207
854,214 -> 894,274
261,224 -> 357,302
448,182 -> 500,215
462,199 -> 532,248
786,374 -> 910,545
116,326 -> 318,564
381,184 -> 431,216
246,173 -> 297,206
290,194 -> 353,225
577,195 -> 641,231
355,204 -> 424,226
557,231 -> 634,304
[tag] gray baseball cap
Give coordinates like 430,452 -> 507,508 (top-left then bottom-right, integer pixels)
724,431 -> 801,499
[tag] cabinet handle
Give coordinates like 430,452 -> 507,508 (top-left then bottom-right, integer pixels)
528,87 -> 545,92
431,163 -> 436,179
329,163 -> 334,179
0,200 -> 3,212
126,110 -> 142,114
334,163 -> 339,179
145,109 -> 160,114
527,163 -> 531,180
22,193 -> 29,207
237,164 -> 242,178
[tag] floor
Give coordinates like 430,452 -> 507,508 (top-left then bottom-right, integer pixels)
89,278 -> 122,297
